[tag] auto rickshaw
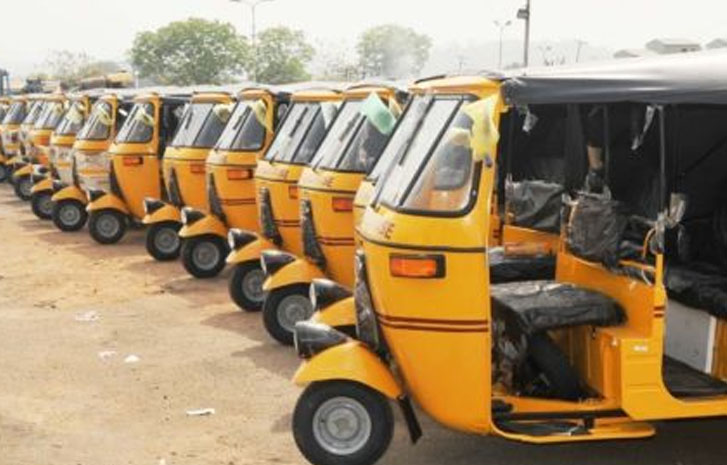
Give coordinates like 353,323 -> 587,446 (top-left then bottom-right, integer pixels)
223,88 -> 343,301
85,90 -> 189,244
258,83 -> 408,345
289,55 -> 727,465
141,91 -> 234,261
0,96 -> 28,181
176,86 -> 290,280
25,94 -> 84,219
13,95 -> 68,201
0,97 -> 10,182
50,91 -> 136,232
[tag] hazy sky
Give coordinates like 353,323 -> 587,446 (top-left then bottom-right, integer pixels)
3,0 -> 726,77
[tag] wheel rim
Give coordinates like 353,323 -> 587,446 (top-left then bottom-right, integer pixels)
96,213 -> 121,238
0,165 -> 7,179
20,179 -> 31,197
154,227 -> 180,254
38,195 -> 53,216
276,294 -> 313,333
60,204 -> 82,226
192,241 -> 221,271
241,268 -> 265,303
312,396 -> 373,456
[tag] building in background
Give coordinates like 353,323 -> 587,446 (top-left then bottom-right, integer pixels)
646,38 -> 702,54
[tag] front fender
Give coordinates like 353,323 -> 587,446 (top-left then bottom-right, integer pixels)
142,202 -> 180,225
31,177 -> 53,194
52,185 -> 87,204
12,164 -> 32,179
263,256 -> 325,292
310,296 -> 356,329
226,234 -> 277,265
179,213 -> 228,240
293,340 -> 402,400
86,193 -> 129,214
7,156 -> 21,166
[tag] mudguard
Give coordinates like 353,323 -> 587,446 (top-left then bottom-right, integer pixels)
178,213 -> 228,240
310,296 -> 356,328
12,164 -> 32,179
142,202 -> 181,225
51,185 -> 88,204
226,234 -> 277,265
6,156 -> 20,166
293,340 -> 402,399
263,256 -> 325,292
86,192 -> 129,214
30,177 -> 53,195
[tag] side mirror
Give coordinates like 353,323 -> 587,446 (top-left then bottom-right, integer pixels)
666,193 -> 687,228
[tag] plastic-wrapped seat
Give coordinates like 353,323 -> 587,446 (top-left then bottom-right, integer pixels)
488,247 -> 556,284
491,280 -> 625,336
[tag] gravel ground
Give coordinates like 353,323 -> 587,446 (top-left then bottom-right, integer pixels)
0,184 -> 726,465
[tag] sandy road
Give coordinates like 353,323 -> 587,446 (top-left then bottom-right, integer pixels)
0,184 -> 726,465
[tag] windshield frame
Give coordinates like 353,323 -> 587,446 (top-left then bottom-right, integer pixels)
310,99 -> 366,173
36,101 -> 67,130
22,101 -> 45,126
171,101 -> 227,149
3,101 -> 26,125
214,100 -> 267,153
77,100 -> 114,141
54,101 -> 87,136
115,102 -> 156,144
375,93 -> 484,218
263,101 -> 324,164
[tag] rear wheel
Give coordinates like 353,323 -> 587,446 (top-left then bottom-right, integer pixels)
293,381 -> 394,465
0,164 -> 8,183
31,190 -> 54,220
145,221 -> 182,261
229,262 -> 266,312
13,175 -> 32,201
181,235 -> 229,278
52,199 -> 88,232
89,209 -> 127,245
263,284 -> 313,346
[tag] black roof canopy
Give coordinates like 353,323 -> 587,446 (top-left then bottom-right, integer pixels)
503,50 -> 727,106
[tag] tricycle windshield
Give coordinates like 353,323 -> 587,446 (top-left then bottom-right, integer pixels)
264,101 -> 337,164
215,100 -> 266,151
173,101 -> 228,148
115,102 -> 155,144
22,101 -> 44,125
77,101 -> 114,141
0,104 -> 8,123
310,100 -> 363,170
36,101 -> 66,130
54,102 -> 86,136
3,102 -> 26,125
377,95 -> 477,213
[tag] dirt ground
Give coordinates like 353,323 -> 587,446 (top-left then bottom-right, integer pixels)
1,184 -> 727,465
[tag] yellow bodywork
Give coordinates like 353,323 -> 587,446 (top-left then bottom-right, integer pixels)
0,96 -> 28,158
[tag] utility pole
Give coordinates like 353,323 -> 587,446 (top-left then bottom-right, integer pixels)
517,0 -> 531,67
230,0 -> 275,82
494,20 -> 512,69
575,39 -> 587,63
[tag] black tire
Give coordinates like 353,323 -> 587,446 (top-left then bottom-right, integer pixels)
527,332 -> 583,401
52,199 -> 88,232
145,221 -> 182,261
181,235 -> 229,279
263,284 -> 313,346
0,164 -> 8,183
31,190 -> 54,220
13,175 -> 32,201
713,206 -> 727,268
293,381 -> 394,465
89,209 -> 127,245
229,261 -> 266,312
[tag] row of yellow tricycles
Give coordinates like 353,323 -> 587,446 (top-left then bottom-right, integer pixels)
4,50 -> 727,465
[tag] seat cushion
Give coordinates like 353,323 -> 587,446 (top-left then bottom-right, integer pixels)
666,264 -> 727,320
491,280 -> 625,335
489,247 -> 556,284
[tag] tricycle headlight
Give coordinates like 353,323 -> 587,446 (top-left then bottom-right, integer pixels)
227,230 -> 236,251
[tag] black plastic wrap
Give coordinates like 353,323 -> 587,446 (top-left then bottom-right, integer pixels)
300,199 -> 326,269
666,264 -> 727,320
258,188 -> 282,246
488,247 -> 556,284
506,180 -> 565,234
566,195 -> 629,268
491,280 -> 625,336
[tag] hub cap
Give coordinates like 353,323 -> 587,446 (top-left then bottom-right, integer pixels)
277,294 -> 313,333
241,268 -> 265,303
312,397 -> 372,456
19,178 -> 32,197
0,165 -> 7,180
38,194 -> 53,216
192,241 -> 221,271
59,204 -> 82,226
154,227 -> 180,254
96,213 -> 121,238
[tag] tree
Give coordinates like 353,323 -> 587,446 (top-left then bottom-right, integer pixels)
356,24 -> 432,78
255,27 -> 315,84
42,51 -> 123,88
130,18 -> 250,85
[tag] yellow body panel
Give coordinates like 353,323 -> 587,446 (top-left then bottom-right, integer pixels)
262,257 -> 325,292
293,341 -> 402,399
86,193 -> 129,214
310,296 -> 356,328
501,224 -> 559,255
141,203 -> 181,225
178,213 -> 228,239
51,185 -> 87,204
713,320 -> 727,381
30,177 -> 53,194
226,234 -> 277,265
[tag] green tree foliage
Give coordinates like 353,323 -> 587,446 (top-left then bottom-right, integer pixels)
130,18 -> 250,85
255,27 -> 315,84
356,24 -> 432,78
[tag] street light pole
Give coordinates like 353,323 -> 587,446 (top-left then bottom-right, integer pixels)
230,0 -> 275,82
494,20 -> 512,69
517,0 -> 531,67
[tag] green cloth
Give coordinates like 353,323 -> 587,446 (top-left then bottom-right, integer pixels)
360,93 -> 396,135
